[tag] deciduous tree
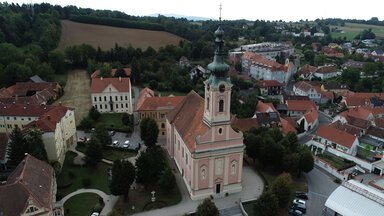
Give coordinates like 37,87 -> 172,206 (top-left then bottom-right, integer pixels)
85,136 -> 103,167
136,147 -> 166,188
139,117 -> 159,148
195,198 -> 219,216
271,173 -> 293,209
253,191 -> 279,216
94,123 -> 112,146
7,127 -> 27,166
110,159 -> 136,200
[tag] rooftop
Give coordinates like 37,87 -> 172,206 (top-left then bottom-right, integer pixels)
138,95 -> 185,111
287,99 -> 317,111
316,125 -> 357,149
90,77 -> 130,93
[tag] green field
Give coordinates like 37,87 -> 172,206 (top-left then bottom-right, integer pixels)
64,193 -> 104,216
331,22 -> 384,39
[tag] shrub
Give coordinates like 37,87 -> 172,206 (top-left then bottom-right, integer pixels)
334,178 -> 342,184
68,171 -> 75,179
82,177 -> 91,187
93,203 -> 103,212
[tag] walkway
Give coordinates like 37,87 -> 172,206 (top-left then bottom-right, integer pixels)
56,189 -> 118,216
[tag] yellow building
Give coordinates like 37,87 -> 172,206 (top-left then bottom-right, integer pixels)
0,103 -> 77,164
137,88 -> 185,138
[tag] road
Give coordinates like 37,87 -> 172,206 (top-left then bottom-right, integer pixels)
298,111 -> 333,144
304,167 -> 339,216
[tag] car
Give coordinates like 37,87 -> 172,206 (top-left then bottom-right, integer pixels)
292,203 -> 306,213
295,192 -> 308,200
135,142 -> 141,150
293,199 -> 306,206
289,208 -> 303,216
79,136 -> 88,142
123,140 -> 130,148
91,212 -> 99,216
110,131 -> 116,136
113,141 -> 119,146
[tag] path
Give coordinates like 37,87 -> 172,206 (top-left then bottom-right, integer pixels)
53,70 -> 92,126
56,189 -> 118,216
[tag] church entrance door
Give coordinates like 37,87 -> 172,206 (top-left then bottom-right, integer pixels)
216,184 -> 221,194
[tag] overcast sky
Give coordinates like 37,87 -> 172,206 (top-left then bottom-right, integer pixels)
5,0 -> 384,22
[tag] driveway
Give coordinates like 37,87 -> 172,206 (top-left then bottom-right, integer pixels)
304,167 -> 339,216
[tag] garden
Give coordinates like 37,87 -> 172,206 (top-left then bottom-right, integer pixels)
316,153 -> 356,170
63,193 -> 104,216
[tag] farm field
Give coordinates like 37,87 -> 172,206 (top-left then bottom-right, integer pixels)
58,20 -> 184,51
331,22 -> 384,39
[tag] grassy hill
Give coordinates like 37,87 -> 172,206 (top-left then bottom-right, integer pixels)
331,22 -> 384,40
57,20 -> 185,51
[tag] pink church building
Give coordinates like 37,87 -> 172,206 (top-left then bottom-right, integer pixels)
166,25 -> 244,200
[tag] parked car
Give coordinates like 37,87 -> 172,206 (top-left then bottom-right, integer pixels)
110,130 -> 116,136
293,199 -> 306,206
123,140 -> 130,148
79,136 -> 88,142
91,212 -> 99,216
292,203 -> 306,213
289,208 -> 303,216
113,141 -> 119,146
295,192 -> 308,200
135,142 -> 141,150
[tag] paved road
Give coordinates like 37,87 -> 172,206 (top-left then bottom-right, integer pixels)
304,167 -> 339,216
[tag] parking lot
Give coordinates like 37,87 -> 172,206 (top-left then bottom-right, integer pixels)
77,130 -> 141,150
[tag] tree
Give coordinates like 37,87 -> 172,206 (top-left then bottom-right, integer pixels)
244,133 -> 260,162
85,136 -> 103,167
99,63 -> 112,78
341,67 -> 360,89
131,57 -> 139,84
48,50 -> 65,74
253,191 -> 279,216
271,173 -> 293,209
298,147 -> 314,174
235,61 -> 242,72
7,126 -> 27,166
110,159 -> 136,200
3,63 -> 32,87
88,106 -> 101,121
94,123 -> 112,146
136,147 -> 166,188
24,128 -> 48,163
139,118 -> 159,148
195,198 -> 219,216
122,113 -> 133,126
282,153 -> 300,173
114,68 -> 128,77
304,50 -> 315,65
314,54 -> 327,66
36,63 -> 55,82
159,168 -> 176,191
362,62 -> 378,75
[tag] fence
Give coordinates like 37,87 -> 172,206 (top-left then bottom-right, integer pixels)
313,155 -> 344,180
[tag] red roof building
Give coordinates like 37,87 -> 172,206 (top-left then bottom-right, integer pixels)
315,125 -> 359,153
298,64 -> 317,79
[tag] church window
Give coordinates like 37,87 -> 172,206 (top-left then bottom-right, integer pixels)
219,100 -> 224,112
207,97 -> 210,110
121,104 -> 123,108
182,147 -> 184,158
219,84 -> 225,93
231,162 -> 236,175
94,97 -> 97,101
186,154 -> 188,165
125,96 -> 128,100
99,96 -> 101,101
121,96 -> 123,100
218,127 -> 223,135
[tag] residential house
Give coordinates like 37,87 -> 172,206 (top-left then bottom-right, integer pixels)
190,65 -> 210,81
313,65 -> 340,79
342,59 -> 364,70
372,50 -> 384,56
241,51 -> 257,73
356,48 -> 371,56
179,56 -> 191,67
231,117 -> 259,132
255,101 -> 278,114
321,46 -> 344,58
293,81 -> 334,103
237,42 -> 294,62
0,82 -> 61,105
366,126 -> 384,142
330,120 -> 364,137
286,99 -> 317,117
256,80 -> 284,96
166,25 -> 244,200
91,77 -> 133,114
298,64 -> 316,79
314,33 -> 325,37
321,83 -> 349,93
315,125 -> 359,154
138,93 -> 185,138
29,75 -> 46,83
91,68 -> 131,78
297,108 -> 318,131
23,104 -> 77,164
0,154 -> 62,216
137,87 -> 155,109
280,118 -> 297,134
339,90 -> 384,108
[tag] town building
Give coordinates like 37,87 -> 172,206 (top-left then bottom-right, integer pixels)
320,83 -> 349,93
315,125 -> 359,154
190,65 -> 210,81
313,65 -> 340,79
228,68 -> 251,81
297,108 -> 318,131
0,82 -> 61,105
298,64 -> 316,79
0,103 -> 76,164
286,99 -> 317,117
233,42 -> 294,62
91,77 -> 133,114
342,59 -> 364,70
91,68 -> 131,78
0,132 -> 9,166
179,56 -> 191,67
0,154 -> 62,216
293,81 -> 334,104
256,80 -> 284,96
248,55 -> 296,83
166,25 -> 244,200
138,90 -> 184,138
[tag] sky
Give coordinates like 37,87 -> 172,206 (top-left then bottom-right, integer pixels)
5,0 -> 384,22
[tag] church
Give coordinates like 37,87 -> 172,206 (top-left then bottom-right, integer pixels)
166,24 -> 244,200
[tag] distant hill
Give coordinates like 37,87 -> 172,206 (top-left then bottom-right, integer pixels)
148,13 -> 216,21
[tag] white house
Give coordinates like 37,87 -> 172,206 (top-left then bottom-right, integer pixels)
91,77 -> 133,114
297,109 -> 318,131
315,125 -> 359,155
249,56 -> 296,83
313,66 -> 340,79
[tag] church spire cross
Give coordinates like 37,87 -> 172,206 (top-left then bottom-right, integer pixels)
219,3 -> 222,21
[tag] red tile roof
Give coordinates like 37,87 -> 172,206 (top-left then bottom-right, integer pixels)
299,64 -> 316,77
338,107 -> 373,120
137,87 -> 155,109
316,125 -> 357,149
0,133 -> 9,160
374,118 -> 384,128
344,96 -> 370,107
294,81 -> 315,92
228,68 -> 251,81
256,101 -> 278,113
0,103 -> 56,117
167,91 -> 209,152
91,77 -> 130,93
91,68 -> 131,78
304,109 -> 318,124
315,66 -> 338,74
251,54 -> 294,73
287,100 -> 317,111
0,154 -> 54,216
138,96 -> 185,111
256,80 -> 284,88
366,126 -> 384,139
280,118 -> 297,134
330,120 -> 362,136
231,117 -> 259,132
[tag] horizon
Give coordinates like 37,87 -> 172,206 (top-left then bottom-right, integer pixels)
4,0 -> 384,22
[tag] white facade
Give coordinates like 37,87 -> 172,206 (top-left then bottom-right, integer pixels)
91,83 -> 133,114
313,71 -> 339,79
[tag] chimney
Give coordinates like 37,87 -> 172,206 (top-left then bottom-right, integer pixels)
119,76 -> 121,82
47,115 -> 51,120
59,102 -> 62,106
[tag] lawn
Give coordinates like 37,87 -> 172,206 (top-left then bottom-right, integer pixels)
260,170 -> 308,193
243,201 -> 256,216
76,145 -> 137,161
99,113 -> 126,130
64,193 -> 104,216
330,22 -> 384,39
53,73 -> 68,87
114,183 -> 182,214
316,153 -> 355,170
56,152 -> 111,199
330,32 -> 358,41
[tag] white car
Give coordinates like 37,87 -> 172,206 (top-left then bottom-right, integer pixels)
123,140 -> 130,148
293,199 -> 306,206
91,213 -> 99,216
113,141 -> 119,146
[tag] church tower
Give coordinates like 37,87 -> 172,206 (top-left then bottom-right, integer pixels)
203,22 -> 232,126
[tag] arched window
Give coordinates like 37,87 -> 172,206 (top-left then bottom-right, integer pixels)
201,167 -> 206,180
231,163 -> 236,175
219,99 -> 224,112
